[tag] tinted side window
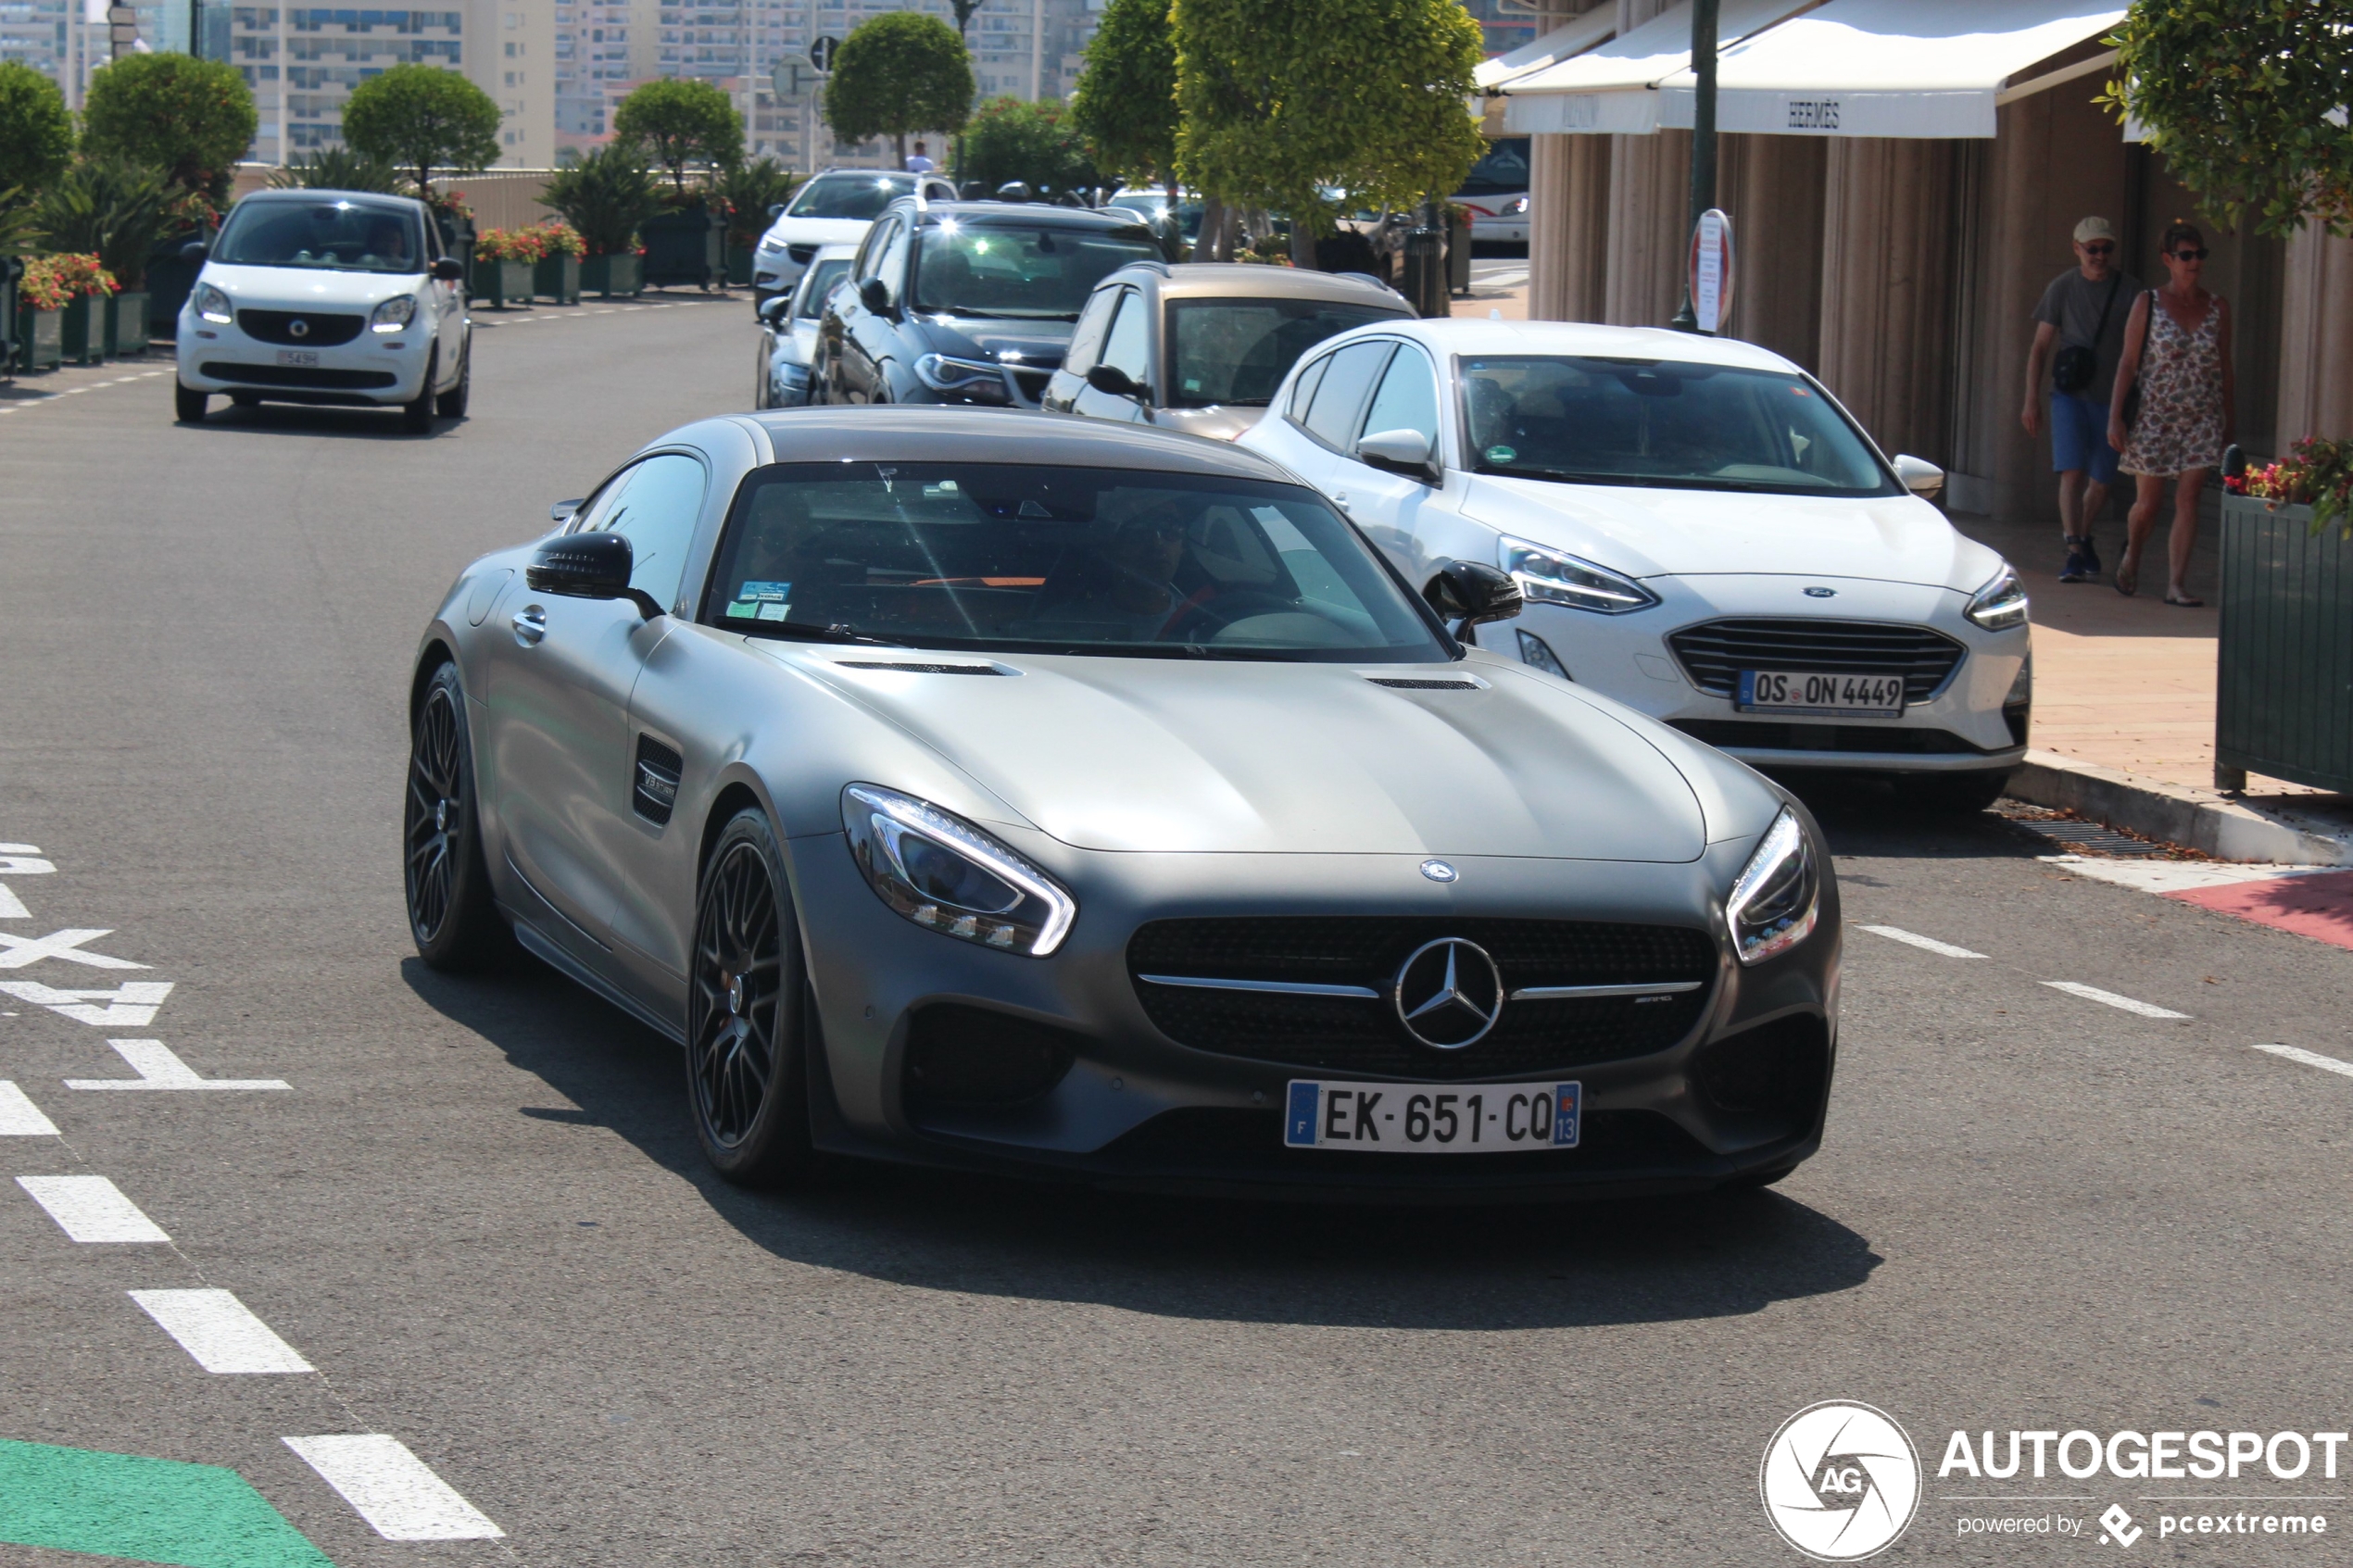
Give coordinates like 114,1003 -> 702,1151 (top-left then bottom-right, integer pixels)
1302,341 -> 1394,450
1289,353 -> 1333,421
1358,345 -> 1441,450
1063,285 -> 1121,376
854,216 -> 898,283
1100,289 -> 1151,381
871,220 -> 911,306
581,453 -> 707,610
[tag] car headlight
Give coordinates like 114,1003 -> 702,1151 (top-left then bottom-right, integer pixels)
1726,808 -> 1819,966
756,235 -> 786,255
195,282 -> 233,324
841,784 -> 1076,957
913,352 -> 1006,393
1500,535 -> 1658,614
1966,561 -> 2029,631
370,295 -> 417,333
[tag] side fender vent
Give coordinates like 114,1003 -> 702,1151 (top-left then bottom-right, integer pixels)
835,660 -> 1012,676
1367,676 -> 1482,691
633,735 -> 683,826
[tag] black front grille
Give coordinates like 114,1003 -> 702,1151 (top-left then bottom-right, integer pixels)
235,308 -> 364,346
1667,619 -> 1966,705
1128,917 -> 1717,1079
903,1004 -> 1078,1110
1670,720 -> 1997,755
1691,1013 -> 1829,1131
200,361 -> 396,389
786,243 -> 818,263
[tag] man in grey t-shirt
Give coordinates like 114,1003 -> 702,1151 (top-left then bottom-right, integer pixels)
2022,215 -> 2142,583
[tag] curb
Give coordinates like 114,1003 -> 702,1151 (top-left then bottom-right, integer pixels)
2005,749 -> 2353,866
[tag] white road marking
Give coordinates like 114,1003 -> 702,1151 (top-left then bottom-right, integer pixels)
0,884 -> 29,918
68,1038 -> 289,1091
131,1289 -> 314,1373
2037,854 -> 2325,895
2041,980 -> 2190,1020
0,928 -> 146,970
284,1435 -> 505,1540
0,979 -> 174,1026
1860,924 -> 1986,959
0,1083 -> 60,1135
17,1174 -> 170,1241
2251,1043 -> 2353,1080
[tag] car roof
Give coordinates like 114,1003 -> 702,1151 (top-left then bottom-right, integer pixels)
234,189 -> 428,214
1109,261 -> 1408,306
1377,318 -> 1805,374
899,200 -> 1156,233
732,407 -> 1302,481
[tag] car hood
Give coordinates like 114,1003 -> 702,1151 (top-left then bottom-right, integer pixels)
1458,474 -> 1994,590
772,648 -> 1709,860
917,316 -> 1074,370
765,217 -> 871,247
1155,405 -> 1265,442
197,262 -> 422,310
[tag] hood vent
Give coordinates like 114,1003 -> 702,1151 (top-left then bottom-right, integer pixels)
835,660 -> 1011,676
1367,676 -> 1482,692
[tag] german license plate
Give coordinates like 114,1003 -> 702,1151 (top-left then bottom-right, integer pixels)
1284,1079 -> 1579,1152
1738,669 -> 1905,718
275,348 -> 320,368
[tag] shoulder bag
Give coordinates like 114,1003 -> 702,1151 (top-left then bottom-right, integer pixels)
2050,271 -> 2122,395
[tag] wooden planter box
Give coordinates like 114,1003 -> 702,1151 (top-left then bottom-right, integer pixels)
726,244 -> 755,287
534,252 -> 581,304
60,295 -> 99,364
14,304 -> 62,371
476,258 -> 535,308
581,252 -> 643,298
641,207 -> 723,290
2215,493 -> 2353,793
106,290 -> 150,356
145,226 -> 211,340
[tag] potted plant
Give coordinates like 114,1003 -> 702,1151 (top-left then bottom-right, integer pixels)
2214,439 -> 2353,793
425,189 -> 476,299
32,252 -> 117,364
31,158 -> 174,356
13,251 -> 69,371
471,224 -> 545,308
532,219 -> 585,304
544,146 -> 659,298
144,190 -> 219,341
612,77 -> 740,291
712,157 -> 799,288
639,187 -> 726,291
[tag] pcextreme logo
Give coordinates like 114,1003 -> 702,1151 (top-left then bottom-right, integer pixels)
1761,1401 -> 1924,1561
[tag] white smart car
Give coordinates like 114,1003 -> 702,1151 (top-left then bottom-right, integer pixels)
174,189 -> 470,433
749,168 -> 957,308
1237,320 -> 2032,810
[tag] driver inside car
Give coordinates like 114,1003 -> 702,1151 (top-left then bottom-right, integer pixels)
1030,506 -> 1194,640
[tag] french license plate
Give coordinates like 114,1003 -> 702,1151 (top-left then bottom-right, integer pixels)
1738,669 -> 1905,718
274,348 -> 320,368
1284,1079 -> 1579,1152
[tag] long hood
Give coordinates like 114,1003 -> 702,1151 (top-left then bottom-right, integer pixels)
198,262 -> 421,310
1459,475 -> 1993,590
768,217 -> 871,247
920,317 -> 1073,369
768,649 -> 1708,860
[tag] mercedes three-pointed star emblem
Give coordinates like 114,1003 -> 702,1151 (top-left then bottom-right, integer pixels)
1391,937 -> 1504,1049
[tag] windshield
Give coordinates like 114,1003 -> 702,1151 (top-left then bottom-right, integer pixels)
912,222 -> 1163,319
786,174 -> 912,221
1107,194 -> 1204,244
703,462 -> 1448,662
1454,138 -> 1530,199
1167,298 -> 1406,408
794,257 -> 850,318
1461,357 -> 1899,496
213,198 -> 426,274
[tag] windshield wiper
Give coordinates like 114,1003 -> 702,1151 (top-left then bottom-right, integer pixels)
740,621 -> 912,648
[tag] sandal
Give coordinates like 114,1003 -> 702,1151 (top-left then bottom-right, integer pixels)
2164,593 -> 2205,608
2114,558 -> 2139,597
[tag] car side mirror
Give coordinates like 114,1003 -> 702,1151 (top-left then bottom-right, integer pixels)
180,240 -> 209,263
767,202 -> 786,220
758,294 -> 793,325
859,276 -> 891,315
1423,559 -> 1523,640
1892,453 -> 1944,499
431,257 -> 464,282
1356,426 -> 1436,480
1086,362 -> 1147,402
526,533 -> 663,620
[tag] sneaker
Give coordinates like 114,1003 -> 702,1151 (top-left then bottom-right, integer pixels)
2080,536 -> 2101,576
2057,545 -> 2089,583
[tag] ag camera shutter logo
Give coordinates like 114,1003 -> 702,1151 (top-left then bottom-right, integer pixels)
1761,1401 -> 1922,1561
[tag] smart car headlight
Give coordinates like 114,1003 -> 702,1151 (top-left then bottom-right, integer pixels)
1499,535 -> 1658,614
841,784 -> 1076,956
1966,561 -> 2029,631
1726,808 -> 1818,966
195,282 -> 233,324
370,295 -> 417,333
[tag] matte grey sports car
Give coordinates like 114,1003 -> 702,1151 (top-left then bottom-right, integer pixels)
404,408 -> 1839,1198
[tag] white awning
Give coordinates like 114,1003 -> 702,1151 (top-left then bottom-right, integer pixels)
1475,7 -> 1617,92
1653,0 -> 2127,139
1501,0 -> 1818,135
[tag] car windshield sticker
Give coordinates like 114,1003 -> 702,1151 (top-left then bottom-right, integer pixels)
756,601 -> 791,621
1485,445 -> 1516,464
737,580 -> 792,601
724,599 -> 760,619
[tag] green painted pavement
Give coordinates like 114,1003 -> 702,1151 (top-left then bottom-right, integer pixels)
0,1439 -> 333,1568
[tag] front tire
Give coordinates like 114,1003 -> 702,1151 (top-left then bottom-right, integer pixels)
402,348 -> 438,433
687,809 -> 813,1187
174,382 -> 208,422
1902,769 -> 2013,815
435,339 -> 470,419
404,661 -> 510,970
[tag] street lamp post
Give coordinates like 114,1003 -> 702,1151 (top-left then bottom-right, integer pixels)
1668,0 -> 1720,332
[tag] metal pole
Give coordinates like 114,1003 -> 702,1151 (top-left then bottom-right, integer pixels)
189,0 -> 200,56
1668,0 -> 1719,332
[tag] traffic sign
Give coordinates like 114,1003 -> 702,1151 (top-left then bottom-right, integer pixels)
1688,207 -> 1734,334
808,34 -> 841,73
771,56 -> 818,101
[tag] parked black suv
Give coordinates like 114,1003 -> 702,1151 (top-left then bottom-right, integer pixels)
815,198 -> 1164,408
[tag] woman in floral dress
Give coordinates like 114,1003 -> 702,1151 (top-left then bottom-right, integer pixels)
2108,221 -> 2234,605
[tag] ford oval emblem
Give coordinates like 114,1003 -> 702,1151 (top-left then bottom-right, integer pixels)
1804,585 -> 1837,598
1419,859 -> 1459,884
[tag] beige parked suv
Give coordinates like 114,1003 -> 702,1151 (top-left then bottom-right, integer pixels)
1040,261 -> 1410,441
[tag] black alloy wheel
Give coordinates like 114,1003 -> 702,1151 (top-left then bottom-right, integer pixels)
403,662 -> 509,969
174,382 -> 208,422
436,339 -> 471,419
687,809 -> 812,1185
402,346 -> 438,433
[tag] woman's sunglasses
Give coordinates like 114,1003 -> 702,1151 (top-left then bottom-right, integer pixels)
2172,247 -> 2209,261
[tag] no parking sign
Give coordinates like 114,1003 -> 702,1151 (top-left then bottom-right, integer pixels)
1688,207 -> 1734,335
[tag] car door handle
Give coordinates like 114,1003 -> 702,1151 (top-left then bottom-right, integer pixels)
511,606 -> 547,646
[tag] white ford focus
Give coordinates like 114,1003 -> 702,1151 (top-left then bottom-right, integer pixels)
174,189 -> 470,433
1237,320 -> 2031,811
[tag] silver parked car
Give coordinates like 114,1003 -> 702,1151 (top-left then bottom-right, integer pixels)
404,408 -> 1838,1198
752,242 -> 854,408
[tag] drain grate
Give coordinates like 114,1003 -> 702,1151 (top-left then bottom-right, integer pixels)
1994,802 -> 2180,859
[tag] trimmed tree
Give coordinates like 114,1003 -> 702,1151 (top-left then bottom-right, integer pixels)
2106,0 -> 2353,238
960,97 -> 1099,199
78,53 -> 253,204
612,77 -> 744,195
0,61 -> 74,208
341,62 -> 503,199
824,11 -> 974,166
1172,0 -> 1483,258
1068,0 -> 1178,191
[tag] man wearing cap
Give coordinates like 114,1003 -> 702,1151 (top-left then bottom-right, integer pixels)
2022,217 -> 2142,583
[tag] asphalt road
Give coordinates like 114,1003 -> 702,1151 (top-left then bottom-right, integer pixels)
3,296 -> 2350,1568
